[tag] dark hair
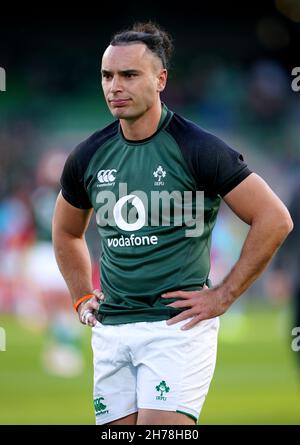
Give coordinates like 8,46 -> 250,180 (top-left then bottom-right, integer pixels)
110,22 -> 174,69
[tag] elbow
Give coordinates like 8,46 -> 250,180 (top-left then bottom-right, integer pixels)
274,209 -> 294,244
254,206 -> 294,247
285,213 -> 294,235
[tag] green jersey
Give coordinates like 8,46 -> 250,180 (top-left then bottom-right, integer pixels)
60,104 -> 251,324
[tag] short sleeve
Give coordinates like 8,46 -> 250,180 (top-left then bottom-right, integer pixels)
60,148 -> 92,209
165,114 -> 252,198
213,137 -> 252,197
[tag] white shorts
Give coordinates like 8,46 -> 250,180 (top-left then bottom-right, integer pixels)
91,316 -> 219,425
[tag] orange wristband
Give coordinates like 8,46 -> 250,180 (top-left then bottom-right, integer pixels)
73,293 -> 94,312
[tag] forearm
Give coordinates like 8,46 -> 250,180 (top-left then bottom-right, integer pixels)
218,212 -> 293,305
53,232 -> 94,304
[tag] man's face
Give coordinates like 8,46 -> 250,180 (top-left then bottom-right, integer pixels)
101,43 -> 167,120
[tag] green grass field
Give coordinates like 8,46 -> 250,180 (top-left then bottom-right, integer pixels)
0,304 -> 299,424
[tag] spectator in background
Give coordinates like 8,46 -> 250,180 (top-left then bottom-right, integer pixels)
267,180 -> 300,371
22,151 -> 85,376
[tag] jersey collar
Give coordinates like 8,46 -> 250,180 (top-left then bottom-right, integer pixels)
119,102 -> 173,145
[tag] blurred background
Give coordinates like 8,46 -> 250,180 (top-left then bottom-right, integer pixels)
0,0 -> 300,424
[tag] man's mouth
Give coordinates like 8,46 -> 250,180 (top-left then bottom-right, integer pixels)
109,99 -> 130,106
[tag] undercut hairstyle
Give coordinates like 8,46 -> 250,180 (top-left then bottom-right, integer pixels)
110,22 -> 174,69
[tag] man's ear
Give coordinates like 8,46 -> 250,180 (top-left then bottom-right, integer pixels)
157,69 -> 168,92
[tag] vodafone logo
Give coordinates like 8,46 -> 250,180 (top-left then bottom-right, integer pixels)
113,194 -> 146,231
97,169 -> 117,184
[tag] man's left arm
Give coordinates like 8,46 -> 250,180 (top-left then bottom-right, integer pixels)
162,173 -> 293,329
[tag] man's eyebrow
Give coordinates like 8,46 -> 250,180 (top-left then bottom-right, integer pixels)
101,69 -> 141,75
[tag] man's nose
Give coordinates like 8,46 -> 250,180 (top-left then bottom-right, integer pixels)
110,76 -> 123,93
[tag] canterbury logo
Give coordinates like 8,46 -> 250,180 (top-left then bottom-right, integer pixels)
97,169 -> 117,183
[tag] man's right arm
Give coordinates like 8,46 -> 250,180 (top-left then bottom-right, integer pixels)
52,191 -> 101,325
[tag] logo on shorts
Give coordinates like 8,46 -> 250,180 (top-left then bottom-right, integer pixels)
155,380 -> 170,401
94,396 -> 109,416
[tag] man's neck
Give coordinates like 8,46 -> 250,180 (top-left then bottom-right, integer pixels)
120,101 -> 163,141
